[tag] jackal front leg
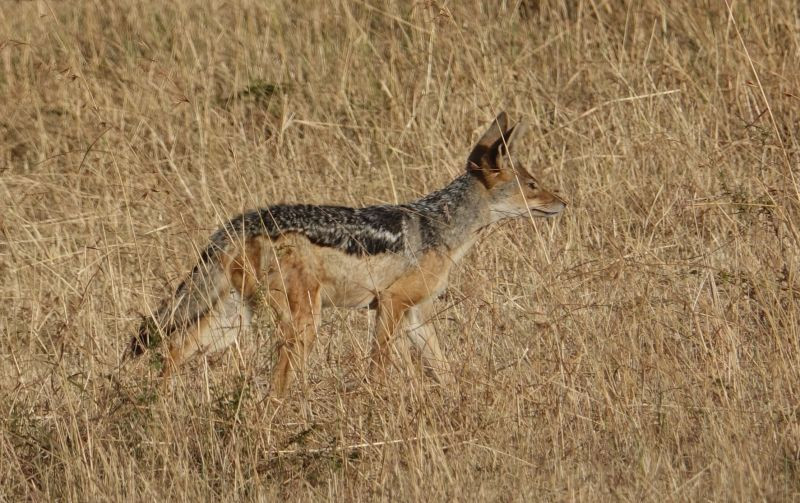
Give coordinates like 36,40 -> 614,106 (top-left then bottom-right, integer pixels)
369,296 -> 407,384
402,301 -> 454,386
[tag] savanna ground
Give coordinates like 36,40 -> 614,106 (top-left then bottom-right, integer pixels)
2,0 -> 799,500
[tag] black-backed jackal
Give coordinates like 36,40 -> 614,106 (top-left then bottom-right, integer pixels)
131,112 -> 566,398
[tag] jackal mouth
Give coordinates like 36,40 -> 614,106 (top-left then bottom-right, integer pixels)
530,208 -> 562,217
530,201 -> 566,217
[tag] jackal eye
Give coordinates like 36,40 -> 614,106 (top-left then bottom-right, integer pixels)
526,181 -> 537,190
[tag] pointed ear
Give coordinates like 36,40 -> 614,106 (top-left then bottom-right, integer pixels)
503,121 -> 526,150
493,121 -> 526,168
466,112 -> 509,171
476,112 -> 509,148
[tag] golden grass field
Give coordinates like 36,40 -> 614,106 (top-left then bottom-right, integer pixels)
2,0 -> 799,500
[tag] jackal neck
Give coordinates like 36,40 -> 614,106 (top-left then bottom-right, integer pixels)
405,172 -> 491,255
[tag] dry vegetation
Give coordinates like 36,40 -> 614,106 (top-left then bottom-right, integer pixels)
2,0 -> 799,500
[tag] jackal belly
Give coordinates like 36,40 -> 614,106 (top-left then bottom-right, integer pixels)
261,234 -> 413,309
315,248 -> 413,308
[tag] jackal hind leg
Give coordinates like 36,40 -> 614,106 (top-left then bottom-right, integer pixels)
161,238 -> 262,385
268,265 -> 322,400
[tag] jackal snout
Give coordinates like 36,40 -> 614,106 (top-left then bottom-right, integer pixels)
516,170 -> 567,217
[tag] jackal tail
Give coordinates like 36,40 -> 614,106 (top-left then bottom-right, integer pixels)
129,244 -> 230,358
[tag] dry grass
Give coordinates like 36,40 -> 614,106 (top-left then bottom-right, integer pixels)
2,0 -> 799,500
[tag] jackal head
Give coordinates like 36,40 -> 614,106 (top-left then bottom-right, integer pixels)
467,112 -> 566,221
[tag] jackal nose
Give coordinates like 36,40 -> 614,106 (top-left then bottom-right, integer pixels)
543,192 -> 567,216
550,199 -> 566,214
